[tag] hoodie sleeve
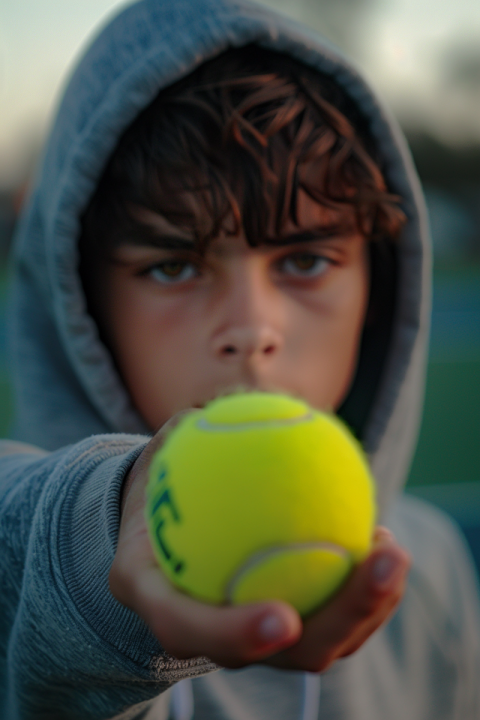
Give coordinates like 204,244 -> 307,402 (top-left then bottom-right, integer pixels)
0,436 -> 215,720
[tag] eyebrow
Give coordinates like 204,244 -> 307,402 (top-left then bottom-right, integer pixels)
127,234 -> 196,251
119,223 -> 355,254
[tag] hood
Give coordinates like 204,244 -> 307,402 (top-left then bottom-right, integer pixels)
7,0 -> 431,514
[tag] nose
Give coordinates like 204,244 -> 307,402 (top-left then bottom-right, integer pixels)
211,269 -> 284,363
213,326 -> 282,360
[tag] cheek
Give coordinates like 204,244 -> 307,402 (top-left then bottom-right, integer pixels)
106,284 -> 204,427
293,262 -> 369,410
110,283 -> 197,359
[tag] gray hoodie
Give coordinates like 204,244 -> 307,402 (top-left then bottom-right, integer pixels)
1,0 -> 479,718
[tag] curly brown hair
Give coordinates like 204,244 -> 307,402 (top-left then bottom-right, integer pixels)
80,45 -> 405,258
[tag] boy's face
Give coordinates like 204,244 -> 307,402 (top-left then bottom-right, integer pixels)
96,189 -> 369,431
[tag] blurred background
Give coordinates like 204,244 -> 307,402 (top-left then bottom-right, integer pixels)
0,0 -> 479,567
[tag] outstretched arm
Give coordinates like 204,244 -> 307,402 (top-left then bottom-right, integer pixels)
1,435 -> 212,720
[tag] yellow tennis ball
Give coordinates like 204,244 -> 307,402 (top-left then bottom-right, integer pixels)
145,392 -> 376,616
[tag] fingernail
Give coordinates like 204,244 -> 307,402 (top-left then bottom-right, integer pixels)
373,527 -> 395,544
258,614 -> 291,643
372,552 -> 401,588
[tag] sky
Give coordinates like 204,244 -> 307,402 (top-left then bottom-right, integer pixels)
358,0 -> 480,142
1,0 -> 479,189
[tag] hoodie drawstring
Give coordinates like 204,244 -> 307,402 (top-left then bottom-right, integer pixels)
169,673 -> 321,720
170,679 -> 194,720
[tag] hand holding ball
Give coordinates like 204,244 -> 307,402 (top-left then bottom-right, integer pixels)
145,393 -> 376,616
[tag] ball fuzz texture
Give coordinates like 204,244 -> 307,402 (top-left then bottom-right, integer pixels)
145,392 -> 376,616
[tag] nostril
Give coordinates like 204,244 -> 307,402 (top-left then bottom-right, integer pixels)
217,339 -> 278,358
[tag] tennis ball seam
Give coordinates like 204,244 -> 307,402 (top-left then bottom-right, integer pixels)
225,541 -> 352,603
196,411 -> 314,432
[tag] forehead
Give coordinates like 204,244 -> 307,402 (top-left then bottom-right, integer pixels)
125,182 -> 359,253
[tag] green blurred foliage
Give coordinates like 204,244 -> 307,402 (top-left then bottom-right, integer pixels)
408,359 -> 480,487
0,378 -> 12,437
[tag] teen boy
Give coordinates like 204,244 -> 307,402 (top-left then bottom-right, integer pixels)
1,1 -> 479,718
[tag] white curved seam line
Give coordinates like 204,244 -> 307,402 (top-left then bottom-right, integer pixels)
196,411 -> 314,432
225,541 -> 351,602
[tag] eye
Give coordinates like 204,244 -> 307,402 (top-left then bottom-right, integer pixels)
280,253 -> 330,278
148,260 -> 198,284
